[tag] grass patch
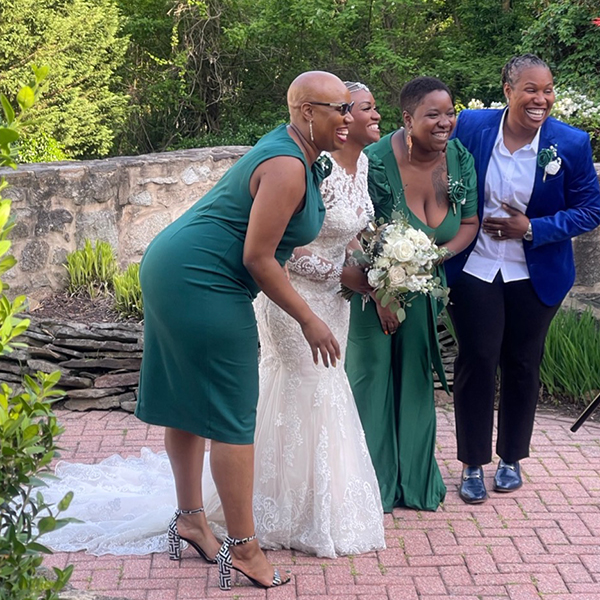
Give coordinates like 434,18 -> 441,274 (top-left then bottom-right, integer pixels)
540,307 -> 600,407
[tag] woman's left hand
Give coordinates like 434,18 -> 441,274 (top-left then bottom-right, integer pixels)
482,203 -> 529,240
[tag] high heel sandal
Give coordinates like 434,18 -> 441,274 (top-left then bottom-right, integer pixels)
216,534 -> 290,590
167,507 -> 217,563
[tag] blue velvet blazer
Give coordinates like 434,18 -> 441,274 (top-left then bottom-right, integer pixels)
446,109 -> 600,306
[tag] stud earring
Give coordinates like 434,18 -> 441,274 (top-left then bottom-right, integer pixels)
309,120 -> 314,142
406,128 -> 413,162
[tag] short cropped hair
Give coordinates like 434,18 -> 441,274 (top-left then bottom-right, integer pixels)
400,77 -> 452,115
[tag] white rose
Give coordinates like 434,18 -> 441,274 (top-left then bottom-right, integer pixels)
414,230 -> 432,249
388,265 -> 407,287
545,158 -> 562,176
367,269 -> 384,288
390,239 -> 415,262
405,228 -> 420,243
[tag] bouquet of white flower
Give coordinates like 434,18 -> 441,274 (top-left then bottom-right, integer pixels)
352,211 -> 450,322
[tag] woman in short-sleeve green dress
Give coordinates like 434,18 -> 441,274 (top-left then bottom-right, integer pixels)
136,124 -> 326,444
345,133 -> 477,512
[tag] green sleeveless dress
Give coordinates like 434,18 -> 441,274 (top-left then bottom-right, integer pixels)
136,125 -> 326,444
345,133 -> 477,511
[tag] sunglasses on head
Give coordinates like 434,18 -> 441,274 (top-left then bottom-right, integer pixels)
309,101 -> 355,115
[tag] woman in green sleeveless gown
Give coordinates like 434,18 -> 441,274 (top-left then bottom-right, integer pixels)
136,72 -> 354,589
346,77 -> 479,513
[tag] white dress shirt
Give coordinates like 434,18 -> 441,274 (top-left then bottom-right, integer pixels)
463,110 -> 540,283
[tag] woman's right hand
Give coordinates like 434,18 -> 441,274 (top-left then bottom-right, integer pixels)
341,265 -> 371,295
301,316 -> 341,367
375,301 -> 400,335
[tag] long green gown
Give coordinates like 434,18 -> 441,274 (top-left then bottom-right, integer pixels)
136,125 -> 326,445
345,133 -> 477,511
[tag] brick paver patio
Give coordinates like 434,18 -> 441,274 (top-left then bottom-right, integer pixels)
46,406 -> 600,599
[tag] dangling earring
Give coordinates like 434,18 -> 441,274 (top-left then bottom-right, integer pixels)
406,128 -> 413,162
309,120 -> 314,142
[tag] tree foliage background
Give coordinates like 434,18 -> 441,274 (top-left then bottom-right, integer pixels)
0,0 -> 598,159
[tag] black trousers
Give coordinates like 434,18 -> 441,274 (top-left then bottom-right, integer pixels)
448,273 -> 560,465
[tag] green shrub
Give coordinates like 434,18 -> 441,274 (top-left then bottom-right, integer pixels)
65,239 -> 118,297
0,371 -> 75,600
113,262 -> 143,319
16,130 -> 69,164
0,67 -> 75,600
540,307 -> 600,405
167,120 -> 285,151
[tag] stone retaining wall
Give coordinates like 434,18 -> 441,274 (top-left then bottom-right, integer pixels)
0,315 -> 457,412
1,316 -> 142,412
0,146 -> 249,303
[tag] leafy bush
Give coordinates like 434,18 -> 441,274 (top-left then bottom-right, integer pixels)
113,262 -> 143,319
0,0 -> 129,159
0,67 -> 75,600
520,0 -> 600,95
540,307 -> 600,405
16,130 -> 69,164
65,239 -> 118,297
167,120 -> 284,151
0,371 -> 74,600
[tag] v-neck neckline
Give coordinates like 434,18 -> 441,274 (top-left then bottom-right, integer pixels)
382,133 -> 452,232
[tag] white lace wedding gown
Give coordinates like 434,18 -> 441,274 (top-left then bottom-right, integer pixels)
41,152 -> 385,558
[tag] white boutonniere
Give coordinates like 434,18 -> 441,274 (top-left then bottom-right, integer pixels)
537,145 -> 562,183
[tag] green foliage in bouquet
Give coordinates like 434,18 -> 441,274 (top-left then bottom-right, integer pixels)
0,67 -> 75,600
65,239 -> 119,297
113,262 -> 143,319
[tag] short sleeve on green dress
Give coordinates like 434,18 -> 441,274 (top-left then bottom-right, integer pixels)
445,138 -> 478,220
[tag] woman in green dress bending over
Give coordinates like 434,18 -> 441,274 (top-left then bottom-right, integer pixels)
345,77 -> 479,512
136,71 -> 353,590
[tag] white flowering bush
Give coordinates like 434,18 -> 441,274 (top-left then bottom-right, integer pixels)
553,89 -> 600,161
463,89 -> 600,162
466,99 -> 505,110
353,212 -> 449,322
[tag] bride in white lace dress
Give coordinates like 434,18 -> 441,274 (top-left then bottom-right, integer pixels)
42,82 -> 385,559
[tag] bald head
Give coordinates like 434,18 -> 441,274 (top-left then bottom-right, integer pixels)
287,71 -> 348,120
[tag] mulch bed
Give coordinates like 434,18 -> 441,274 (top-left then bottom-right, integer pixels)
29,292 -> 140,324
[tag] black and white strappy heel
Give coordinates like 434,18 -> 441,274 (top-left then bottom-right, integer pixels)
167,507 -> 217,563
216,534 -> 290,590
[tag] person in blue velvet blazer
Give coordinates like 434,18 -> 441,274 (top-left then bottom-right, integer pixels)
446,54 -> 600,504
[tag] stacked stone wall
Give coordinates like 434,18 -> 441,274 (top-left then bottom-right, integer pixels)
0,146 -> 249,303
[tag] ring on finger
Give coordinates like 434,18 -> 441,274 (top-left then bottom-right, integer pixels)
497,229 -> 502,237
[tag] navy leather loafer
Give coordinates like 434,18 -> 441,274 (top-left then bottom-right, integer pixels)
493,459 -> 522,492
459,465 -> 488,504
